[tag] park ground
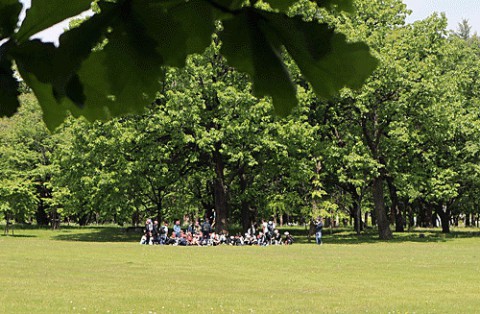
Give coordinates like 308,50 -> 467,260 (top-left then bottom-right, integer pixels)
1,226 -> 480,313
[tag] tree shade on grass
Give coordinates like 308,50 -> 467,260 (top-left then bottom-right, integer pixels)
1,226 -> 479,313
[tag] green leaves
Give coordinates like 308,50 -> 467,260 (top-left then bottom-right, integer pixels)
131,0 -> 216,67
263,0 -> 355,13
221,8 -> 377,115
0,0 -> 22,39
263,0 -> 297,11
10,0 -> 219,129
15,0 -> 92,43
319,0 -> 355,13
0,0 -> 377,128
0,54 -> 19,116
268,13 -> 378,98
221,9 -> 297,116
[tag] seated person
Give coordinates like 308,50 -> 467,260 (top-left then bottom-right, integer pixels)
257,232 -> 266,246
283,231 -> 294,245
219,231 -> 227,245
167,232 -> 177,245
273,229 -> 282,245
177,231 -> 188,246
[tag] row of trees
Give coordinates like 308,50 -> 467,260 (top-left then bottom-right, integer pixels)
2,0 -> 480,239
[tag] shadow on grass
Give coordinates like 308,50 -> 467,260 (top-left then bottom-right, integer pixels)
283,227 -> 480,245
6,223 -> 477,244
52,227 -> 141,242
0,234 -> 37,238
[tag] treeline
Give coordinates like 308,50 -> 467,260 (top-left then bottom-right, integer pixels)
2,1 -> 480,239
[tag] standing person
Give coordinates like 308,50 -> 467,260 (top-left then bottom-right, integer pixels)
159,221 -> 169,245
266,218 -> 275,244
152,220 -> 160,244
315,217 -> 324,245
144,219 -> 153,245
173,220 -> 182,238
202,218 -> 212,239
261,219 -> 268,235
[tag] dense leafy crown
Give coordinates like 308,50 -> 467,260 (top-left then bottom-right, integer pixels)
0,0 -> 377,129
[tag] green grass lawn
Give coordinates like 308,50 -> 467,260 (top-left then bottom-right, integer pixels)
1,226 -> 480,313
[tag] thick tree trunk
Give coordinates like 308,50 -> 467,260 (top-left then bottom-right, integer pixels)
465,213 -> 470,227
436,205 -> 451,233
78,214 -> 90,226
213,145 -> 228,233
156,199 -> 163,223
35,199 -> 49,226
372,176 -> 393,240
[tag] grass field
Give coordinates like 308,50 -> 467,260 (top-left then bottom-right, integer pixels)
1,225 -> 480,313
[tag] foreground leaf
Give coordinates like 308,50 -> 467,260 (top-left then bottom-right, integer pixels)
266,12 -> 378,98
16,65 -> 73,128
0,54 -> 19,116
220,9 -> 297,116
0,0 -> 22,39
221,8 -> 377,115
76,10 -> 164,119
15,0 -> 92,43
132,0 -> 215,67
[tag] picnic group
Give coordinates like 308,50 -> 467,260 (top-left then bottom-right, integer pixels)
139,217 -> 300,246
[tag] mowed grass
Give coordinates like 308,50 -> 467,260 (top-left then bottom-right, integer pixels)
1,226 -> 480,313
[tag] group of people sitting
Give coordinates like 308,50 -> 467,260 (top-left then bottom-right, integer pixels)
139,218 -> 294,246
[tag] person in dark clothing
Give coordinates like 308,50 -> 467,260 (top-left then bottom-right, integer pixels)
152,220 -> 160,244
284,231 -> 294,245
315,217 -> 324,245
144,219 -> 153,245
201,218 -> 212,239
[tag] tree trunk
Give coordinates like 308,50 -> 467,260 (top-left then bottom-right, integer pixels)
407,203 -> 414,230
156,199 -> 163,223
352,202 -> 363,235
465,213 -> 470,227
35,199 -> 49,226
372,176 -> 393,240
4,215 -> 10,236
436,205 -> 451,233
430,208 -> 437,228
238,165 -> 252,234
213,145 -> 228,233
385,176 -> 404,232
